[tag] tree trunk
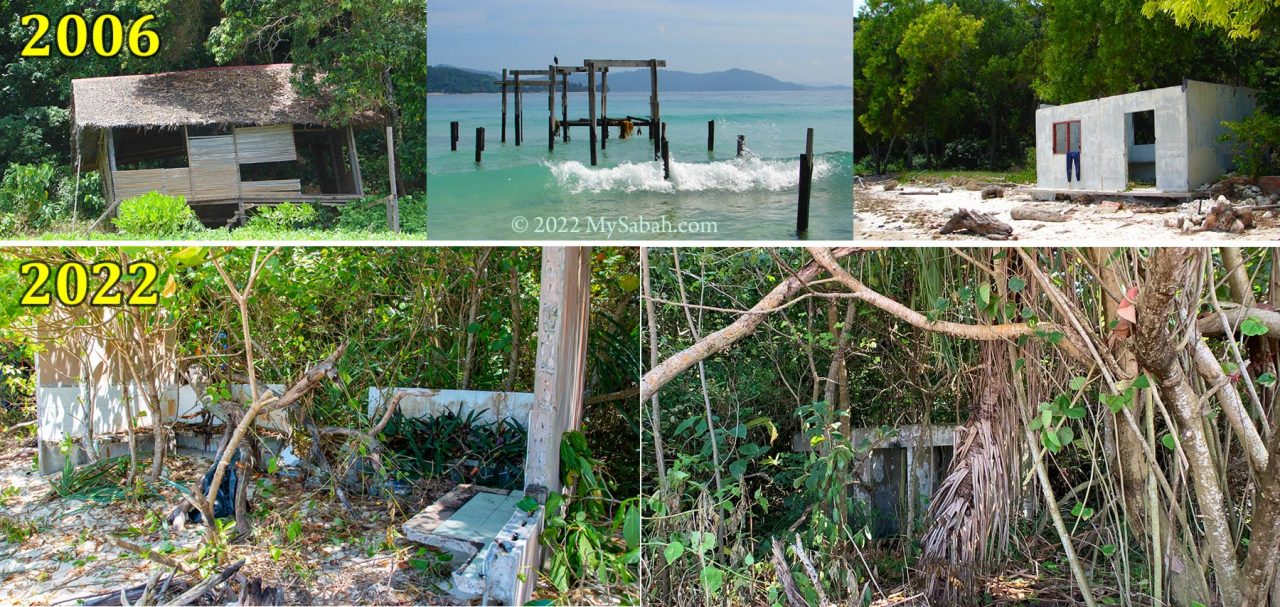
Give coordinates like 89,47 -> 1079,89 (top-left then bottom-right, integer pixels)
1133,247 -> 1243,606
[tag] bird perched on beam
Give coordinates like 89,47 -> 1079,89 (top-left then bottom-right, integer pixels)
554,56 -> 559,65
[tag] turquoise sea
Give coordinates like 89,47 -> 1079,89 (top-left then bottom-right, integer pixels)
427,90 -> 853,240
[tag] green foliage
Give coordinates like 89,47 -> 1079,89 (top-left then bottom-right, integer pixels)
1221,112 -> 1280,178
244,203 -> 319,232
1143,0 -> 1276,39
112,192 -> 203,238
384,408 -> 527,489
335,195 -> 427,234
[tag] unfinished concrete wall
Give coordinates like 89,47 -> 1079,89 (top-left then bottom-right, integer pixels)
1185,80 -> 1258,189
1036,84 -> 1189,191
367,388 -> 534,426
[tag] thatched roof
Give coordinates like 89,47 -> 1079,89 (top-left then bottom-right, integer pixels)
72,63 -> 371,130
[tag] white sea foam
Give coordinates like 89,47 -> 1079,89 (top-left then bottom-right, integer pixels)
547,156 -> 834,194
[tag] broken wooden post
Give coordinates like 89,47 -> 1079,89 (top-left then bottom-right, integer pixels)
548,65 -> 556,152
662,138 -> 671,180
797,153 -> 811,237
514,73 -> 522,146
587,62 -> 599,166
385,126 -> 400,233
707,120 -> 715,151
450,121 -> 459,151
475,127 -> 485,163
737,135 -> 746,158
500,69 -> 508,143
601,67 -> 609,150
805,128 -> 814,165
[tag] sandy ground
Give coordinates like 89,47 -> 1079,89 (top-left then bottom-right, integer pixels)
855,183 -> 1280,244
0,439 -> 469,606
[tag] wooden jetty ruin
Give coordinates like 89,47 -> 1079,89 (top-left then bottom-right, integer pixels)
493,58 -> 667,166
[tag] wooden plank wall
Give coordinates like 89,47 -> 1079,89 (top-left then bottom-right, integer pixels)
187,135 -> 241,200
234,125 -> 296,163
112,168 -> 193,199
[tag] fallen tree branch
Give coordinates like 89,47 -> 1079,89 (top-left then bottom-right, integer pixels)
0,421 -> 34,435
163,559 -> 245,607
1197,303 -> 1280,337
639,247 -> 860,401
939,209 -> 1013,239
770,537 -> 808,607
1010,208 -> 1070,222
585,385 -> 640,405
106,537 -> 198,577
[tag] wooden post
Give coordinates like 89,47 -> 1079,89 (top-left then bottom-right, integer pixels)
650,59 -> 661,160
385,125 -> 400,233
797,153 -> 812,237
450,121 -> 459,151
514,73 -> 522,146
548,65 -> 556,152
500,69 -> 508,143
347,126 -> 364,195
525,246 -> 591,496
601,68 -> 608,150
561,70 -> 569,142
587,62 -> 598,166
707,120 -> 715,152
475,127 -> 485,163
805,127 -> 814,165
737,135 -> 746,158
662,138 -> 671,180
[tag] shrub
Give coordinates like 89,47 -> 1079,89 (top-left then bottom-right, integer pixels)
112,192 -> 202,238
336,194 -> 426,234
0,162 -> 55,230
1221,112 -> 1280,178
245,203 -> 319,231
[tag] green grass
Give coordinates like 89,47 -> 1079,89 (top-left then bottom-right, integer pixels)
32,227 -> 426,241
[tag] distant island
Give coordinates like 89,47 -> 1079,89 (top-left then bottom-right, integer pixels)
428,65 -> 588,94
429,65 -> 849,94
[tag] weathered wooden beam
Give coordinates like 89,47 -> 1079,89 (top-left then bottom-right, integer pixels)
601,68 -> 609,149
587,62 -> 598,166
385,125 -> 400,233
650,59 -> 661,160
509,69 -> 552,75
584,59 -> 667,68
500,69 -> 508,143
450,121 -> 459,151
494,80 -> 554,87
561,71 -> 569,142
476,127 -> 485,163
514,73 -> 522,146
346,126 -> 364,196
708,120 -> 715,152
548,64 -> 556,152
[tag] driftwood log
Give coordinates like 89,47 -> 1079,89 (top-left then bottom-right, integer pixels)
939,209 -> 1014,239
1010,208 -> 1070,222
164,559 -> 245,606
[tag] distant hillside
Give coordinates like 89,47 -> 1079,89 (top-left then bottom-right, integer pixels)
428,65 -> 588,93
567,68 -> 848,92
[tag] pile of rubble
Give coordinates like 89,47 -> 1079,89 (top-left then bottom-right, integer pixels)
1168,178 -> 1280,233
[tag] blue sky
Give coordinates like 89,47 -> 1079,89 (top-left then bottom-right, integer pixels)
428,0 -> 853,85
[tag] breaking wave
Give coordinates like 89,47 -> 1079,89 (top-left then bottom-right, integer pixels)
546,155 -> 835,194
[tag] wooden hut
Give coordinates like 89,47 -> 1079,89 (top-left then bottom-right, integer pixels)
72,63 -> 385,226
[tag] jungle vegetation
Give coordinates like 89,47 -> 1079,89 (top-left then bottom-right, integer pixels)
854,0 -> 1280,177
642,246 -> 1280,606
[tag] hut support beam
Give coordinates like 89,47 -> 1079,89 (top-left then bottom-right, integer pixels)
385,126 -> 400,233
347,126 -> 365,196
89,129 -> 122,232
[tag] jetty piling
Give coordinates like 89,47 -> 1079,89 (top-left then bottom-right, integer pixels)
737,135 -> 745,158
548,64 -> 556,152
475,127 -> 485,163
514,72 -> 522,145
500,69 -> 508,142
601,67 -> 609,149
450,121 -> 459,151
662,139 -> 671,180
587,61 -> 599,166
797,128 -> 815,236
708,121 -> 715,152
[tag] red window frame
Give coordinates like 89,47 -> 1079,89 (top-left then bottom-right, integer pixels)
1053,120 -> 1080,154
